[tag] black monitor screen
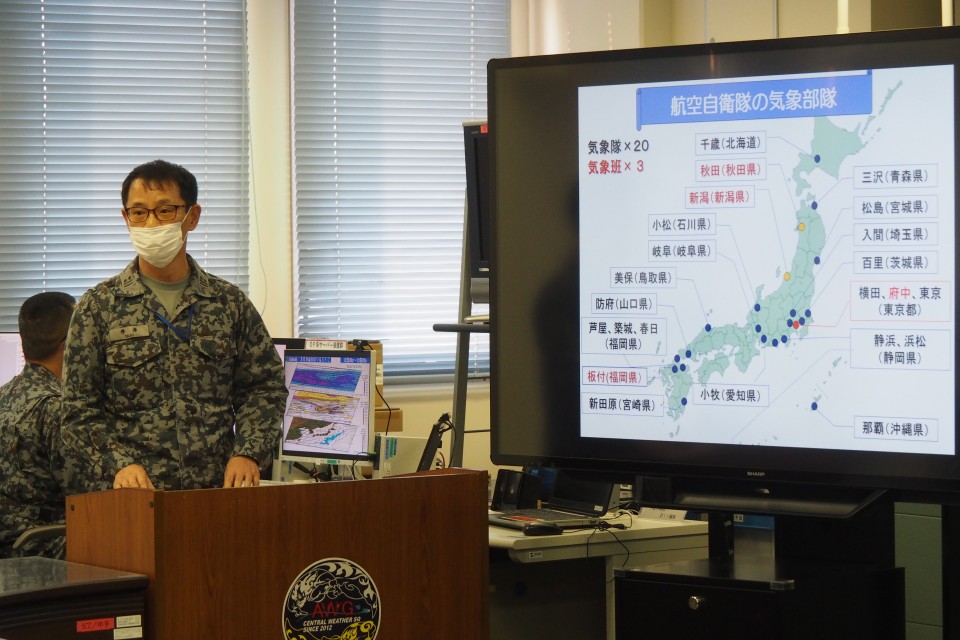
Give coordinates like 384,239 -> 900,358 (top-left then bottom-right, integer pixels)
464,121 -> 491,304
272,337 -> 306,364
489,26 -> 960,509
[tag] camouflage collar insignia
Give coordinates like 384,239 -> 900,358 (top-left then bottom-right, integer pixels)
117,258 -> 148,297
185,255 -> 219,298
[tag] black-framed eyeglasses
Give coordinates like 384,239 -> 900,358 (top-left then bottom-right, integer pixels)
124,204 -> 188,224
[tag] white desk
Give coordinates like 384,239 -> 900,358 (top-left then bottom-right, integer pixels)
489,514 -> 708,640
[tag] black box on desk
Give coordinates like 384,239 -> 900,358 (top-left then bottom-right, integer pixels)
0,557 -> 147,640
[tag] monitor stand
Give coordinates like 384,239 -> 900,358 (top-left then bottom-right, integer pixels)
706,491 -> 897,565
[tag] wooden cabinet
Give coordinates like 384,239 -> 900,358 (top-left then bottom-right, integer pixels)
615,558 -> 904,640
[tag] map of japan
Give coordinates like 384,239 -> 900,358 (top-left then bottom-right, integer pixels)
577,66 -> 954,456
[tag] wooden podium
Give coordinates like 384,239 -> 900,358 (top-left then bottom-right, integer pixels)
65,468 -> 488,639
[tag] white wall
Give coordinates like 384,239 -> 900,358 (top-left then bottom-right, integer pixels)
513,0 -> 641,54
247,0 -> 293,338
512,0 -> 884,55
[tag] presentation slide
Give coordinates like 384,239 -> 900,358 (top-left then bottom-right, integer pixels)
577,66 -> 955,455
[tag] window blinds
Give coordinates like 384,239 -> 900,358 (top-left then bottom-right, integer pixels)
0,0 -> 251,329
291,0 -> 508,376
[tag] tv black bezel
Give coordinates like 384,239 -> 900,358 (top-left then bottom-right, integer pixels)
488,26 -> 960,513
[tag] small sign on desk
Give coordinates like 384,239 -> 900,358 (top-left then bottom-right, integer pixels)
638,507 -> 688,521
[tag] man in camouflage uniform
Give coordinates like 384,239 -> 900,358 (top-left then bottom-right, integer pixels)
0,291 -> 75,558
61,159 -> 286,491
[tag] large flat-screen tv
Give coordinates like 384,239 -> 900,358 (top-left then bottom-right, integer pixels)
489,26 -> 960,516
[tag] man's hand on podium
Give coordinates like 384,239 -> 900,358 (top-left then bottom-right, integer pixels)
114,464 -> 156,490
112,456 -> 262,489
223,455 -> 261,488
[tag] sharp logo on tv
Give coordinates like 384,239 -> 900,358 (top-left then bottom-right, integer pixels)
283,558 -> 380,640
747,471 -> 767,477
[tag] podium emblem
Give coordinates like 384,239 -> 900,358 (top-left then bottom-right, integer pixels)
283,557 -> 380,640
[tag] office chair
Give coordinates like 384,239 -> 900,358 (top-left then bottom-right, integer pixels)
12,524 -> 66,553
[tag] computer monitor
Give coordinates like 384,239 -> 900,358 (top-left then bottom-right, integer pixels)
417,420 -> 445,472
0,333 -> 25,386
464,120 -> 491,304
271,337 -> 306,364
278,348 -> 377,464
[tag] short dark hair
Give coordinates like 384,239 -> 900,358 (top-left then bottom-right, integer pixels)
121,159 -> 199,208
19,292 -> 76,361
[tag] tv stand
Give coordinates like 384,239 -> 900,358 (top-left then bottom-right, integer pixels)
614,498 -> 905,639
431,194 -> 490,467
637,474 -> 890,518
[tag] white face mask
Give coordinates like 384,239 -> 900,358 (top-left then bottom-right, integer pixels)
129,215 -> 189,269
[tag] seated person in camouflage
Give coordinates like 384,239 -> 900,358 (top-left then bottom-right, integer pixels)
0,291 -> 76,558
61,159 -> 286,491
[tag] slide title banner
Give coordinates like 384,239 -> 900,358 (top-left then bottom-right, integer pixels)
636,73 -> 873,128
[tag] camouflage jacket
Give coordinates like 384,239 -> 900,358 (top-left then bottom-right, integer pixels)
0,363 -> 66,559
61,255 -> 286,491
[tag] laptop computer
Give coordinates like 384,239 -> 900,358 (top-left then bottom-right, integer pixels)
488,468 -> 615,530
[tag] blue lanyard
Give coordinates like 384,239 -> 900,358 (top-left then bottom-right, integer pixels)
154,304 -> 193,343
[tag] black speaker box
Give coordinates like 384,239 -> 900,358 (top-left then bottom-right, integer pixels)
491,469 -> 541,510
